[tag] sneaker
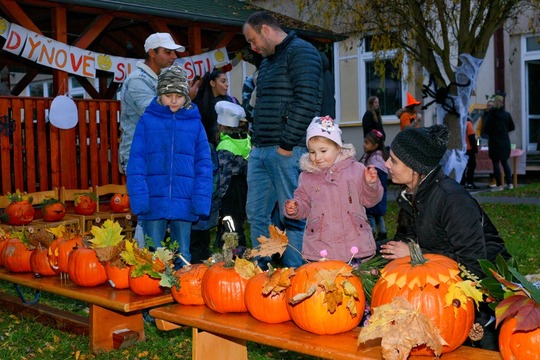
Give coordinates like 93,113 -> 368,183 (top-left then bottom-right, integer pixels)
506,184 -> 514,190
488,179 -> 497,188
465,184 -> 479,190
491,185 -> 504,192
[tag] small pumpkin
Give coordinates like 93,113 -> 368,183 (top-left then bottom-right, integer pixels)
105,262 -> 130,289
201,261 -> 250,313
499,317 -> 540,360
371,242 -> 475,355
67,246 -> 107,287
74,192 -> 97,215
172,263 -> 208,305
286,260 -> 365,335
30,246 -> 58,276
3,190 -> 35,225
48,234 -> 83,273
245,269 -> 292,324
2,237 -> 33,273
42,198 -> 66,222
0,237 -> 10,266
128,266 -> 163,295
110,193 -> 130,213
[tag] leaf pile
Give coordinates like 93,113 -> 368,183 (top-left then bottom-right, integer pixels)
358,297 -> 447,360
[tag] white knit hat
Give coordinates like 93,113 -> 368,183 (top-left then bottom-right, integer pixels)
215,101 -> 246,127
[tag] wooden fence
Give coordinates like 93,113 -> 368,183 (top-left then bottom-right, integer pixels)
0,96 -> 123,194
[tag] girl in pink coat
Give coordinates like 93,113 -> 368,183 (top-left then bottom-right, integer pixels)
285,116 -> 383,263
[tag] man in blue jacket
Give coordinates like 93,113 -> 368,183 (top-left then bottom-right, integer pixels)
243,11 -> 323,267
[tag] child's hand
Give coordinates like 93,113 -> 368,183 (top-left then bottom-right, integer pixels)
285,199 -> 298,216
364,166 -> 379,186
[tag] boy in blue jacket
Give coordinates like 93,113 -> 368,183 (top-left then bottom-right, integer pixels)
126,65 -> 213,264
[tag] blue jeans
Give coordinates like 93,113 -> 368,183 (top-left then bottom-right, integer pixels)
246,146 -> 306,268
142,219 -> 192,265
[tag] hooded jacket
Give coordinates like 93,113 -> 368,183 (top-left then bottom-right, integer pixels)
286,145 -> 383,261
126,98 -> 213,222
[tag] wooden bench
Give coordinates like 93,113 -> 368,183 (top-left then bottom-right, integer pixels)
0,267 -> 173,353
150,304 -> 503,360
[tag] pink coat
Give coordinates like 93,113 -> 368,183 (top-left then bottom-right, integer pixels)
286,145 -> 383,262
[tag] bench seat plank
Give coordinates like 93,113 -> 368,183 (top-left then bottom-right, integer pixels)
150,304 -> 503,360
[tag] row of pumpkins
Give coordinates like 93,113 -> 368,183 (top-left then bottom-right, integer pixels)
0,224 -> 536,360
2,190 -> 130,226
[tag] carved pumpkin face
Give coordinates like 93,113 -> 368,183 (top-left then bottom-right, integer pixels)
43,201 -> 66,222
110,193 -> 130,213
74,193 -> 97,215
5,200 -> 34,225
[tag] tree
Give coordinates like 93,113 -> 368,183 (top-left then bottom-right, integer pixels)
261,0 -> 540,179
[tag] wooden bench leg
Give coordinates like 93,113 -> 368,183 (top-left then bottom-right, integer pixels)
192,327 -> 247,360
89,304 -> 144,353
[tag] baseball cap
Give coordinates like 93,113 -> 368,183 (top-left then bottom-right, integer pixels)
144,33 -> 185,53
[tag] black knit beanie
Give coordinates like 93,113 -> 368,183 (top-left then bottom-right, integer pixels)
391,124 -> 449,174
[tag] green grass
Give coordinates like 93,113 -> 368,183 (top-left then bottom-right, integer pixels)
476,180 -> 540,197
0,183 -> 539,359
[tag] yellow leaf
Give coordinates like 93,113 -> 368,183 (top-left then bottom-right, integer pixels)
263,267 -> 295,295
454,280 -> 484,309
234,258 -> 260,279
90,219 -> 125,247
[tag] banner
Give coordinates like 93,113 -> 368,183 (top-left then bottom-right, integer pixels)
0,16 -> 233,83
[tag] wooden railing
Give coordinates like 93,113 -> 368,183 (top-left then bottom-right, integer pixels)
0,96 -> 123,194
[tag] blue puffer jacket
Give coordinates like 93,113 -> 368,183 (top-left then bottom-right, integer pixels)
252,31 -> 323,151
126,99 -> 213,222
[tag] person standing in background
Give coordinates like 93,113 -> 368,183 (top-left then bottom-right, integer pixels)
243,11 -> 323,268
397,92 -> 422,130
362,96 -> 386,140
461,117 -> 479,190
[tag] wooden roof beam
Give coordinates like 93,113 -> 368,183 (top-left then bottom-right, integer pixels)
73,14 -> 115,49
0,0 -> 42,34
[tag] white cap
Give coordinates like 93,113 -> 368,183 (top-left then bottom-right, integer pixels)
215,101 -> 246,127
144,33 -> 185,53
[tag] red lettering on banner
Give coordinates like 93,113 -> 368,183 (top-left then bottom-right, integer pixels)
6,31 -> 21,50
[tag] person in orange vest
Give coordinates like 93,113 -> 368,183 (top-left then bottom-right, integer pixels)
397,92 -> 422,130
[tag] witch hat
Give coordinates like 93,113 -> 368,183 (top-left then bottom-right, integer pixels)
406,92 -> 421,107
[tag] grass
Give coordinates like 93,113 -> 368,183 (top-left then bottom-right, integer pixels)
0,182 -> 539,359
477,181 -> 540,197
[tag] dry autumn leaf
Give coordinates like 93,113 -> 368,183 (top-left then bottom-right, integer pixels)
248,225 -> 288,259
358,297 -> 447,360
234,258 -> 261,279
263,267 -> 295,295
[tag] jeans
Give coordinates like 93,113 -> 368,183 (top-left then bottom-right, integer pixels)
246,146 -> 306,268
368,215 -> 386,235
491,158 -> 512,186
142,219 -> 192,265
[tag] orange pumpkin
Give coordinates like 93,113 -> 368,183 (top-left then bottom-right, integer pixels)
286,260 -> 365,335
105,262 -> 130,289
110,193 -> 130,213
499,317 -> 540,360
245,270 -> 291,324
67,246 -> 107,287
172,263 -> 208,305
0,237 -> 9,266
5,200 -> 34,225
74,193 -> 97,215
201,261 -> 249,313
42,199 -> 66,222
30,247 -> 58,276
48,235 -> 83,273
128,266 -> 163,295
2,238 -> 33,272
371,243 -> 475,355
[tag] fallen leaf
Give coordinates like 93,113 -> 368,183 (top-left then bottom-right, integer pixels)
263,267 -> 295,295
235,258 -> 261,279
248,225 -> 288,259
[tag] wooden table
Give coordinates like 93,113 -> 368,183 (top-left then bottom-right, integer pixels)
0,268 -> 173,353
475,148 -> 525,187
150,304 -> 502,360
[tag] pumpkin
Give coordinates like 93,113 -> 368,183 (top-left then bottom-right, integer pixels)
42,199 -> 66,222
67,246 -> 107,287
110,193 -> 130,213
499,316 -> 540,360
128,266 -> 163,295
30,246 -> 58,276
0,237 -> 9,266
172,263 -> 208,305
245,270 -> 291,324
286,260 -> 365,335
2,237 -> 33,272
48,235 -> 83,273
201,261 -> 249,313
371,242 -> 475,355
74,193 -> 97,215
5,200 -> 35,225
105,262 -> 130,289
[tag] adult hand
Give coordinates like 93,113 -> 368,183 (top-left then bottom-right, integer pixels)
277,147 -> 292,157
380,240 -> 410,260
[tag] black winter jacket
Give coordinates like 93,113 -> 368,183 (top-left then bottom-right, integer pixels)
394,167 -> 510,277
252,32 -> 323,151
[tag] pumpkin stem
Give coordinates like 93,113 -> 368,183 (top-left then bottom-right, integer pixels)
407,241 -> 428,265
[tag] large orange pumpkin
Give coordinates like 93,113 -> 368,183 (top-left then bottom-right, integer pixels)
371,243 -> 475,355
30,247 -> 58,276
245,270 -> 291,324
286,260 -> 365,335
5,200 -> 34,225
2,238 -> 33,272
48,235 -> 83,274
42,200 -> 66,222
110,193 -> 130,213
499,317 -> 540,360
201,262 -> 249,313
172,263 -> 208,305
128,266 -> 163,295
67,247 -> 107,287
74,193 -> 97,215
105,262 -> 130,289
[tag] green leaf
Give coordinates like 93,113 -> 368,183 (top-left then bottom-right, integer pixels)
508,267 -> 540,304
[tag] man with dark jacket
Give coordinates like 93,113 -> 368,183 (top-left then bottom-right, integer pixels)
243,11 -> 323,267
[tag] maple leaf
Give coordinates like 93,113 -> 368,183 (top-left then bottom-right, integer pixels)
248,225 -> 288,259
263,267 -> 295,295
234,258 -> 261,279
359,297 -> 447,360
452,280 -> 484,309
90,220 -> 125,247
